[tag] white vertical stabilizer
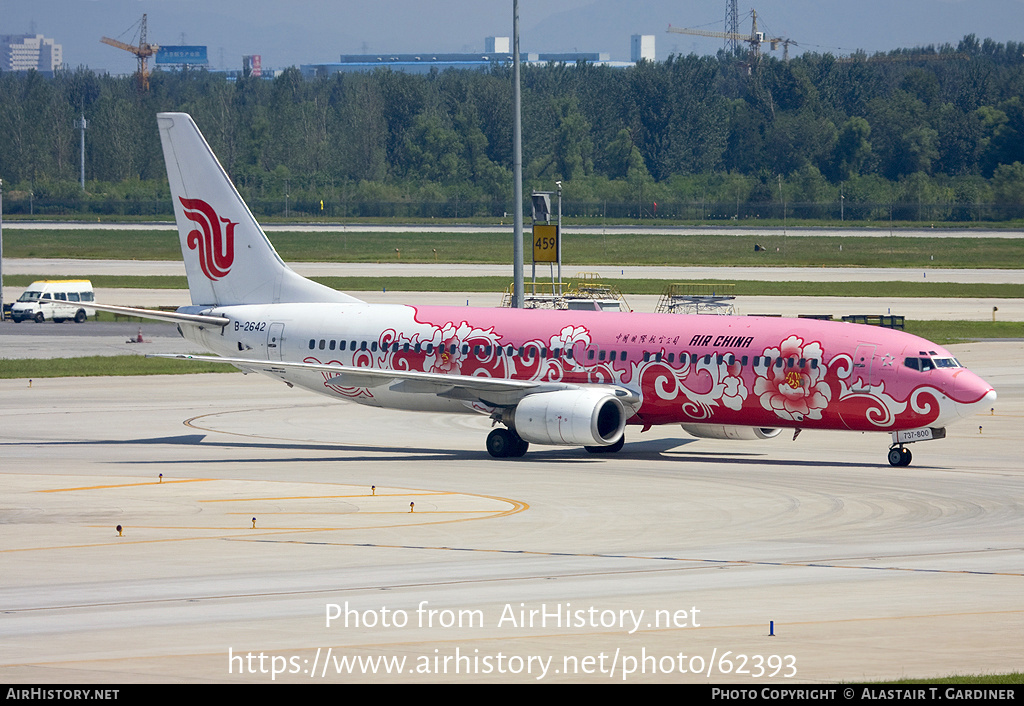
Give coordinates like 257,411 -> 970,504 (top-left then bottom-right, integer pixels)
157,112 -> 361,307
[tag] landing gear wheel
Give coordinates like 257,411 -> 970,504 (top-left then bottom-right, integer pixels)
487,428 -> 529,458
888,446 -> 913,467
585,434 -> 625,454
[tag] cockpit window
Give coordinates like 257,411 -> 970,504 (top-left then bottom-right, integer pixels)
905,356 -> 961,372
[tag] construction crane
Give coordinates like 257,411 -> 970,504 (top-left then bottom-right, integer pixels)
101,14 -> 159,91
668,9 -> 796,64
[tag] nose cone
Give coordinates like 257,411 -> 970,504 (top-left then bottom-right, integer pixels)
954,369 -> 997,419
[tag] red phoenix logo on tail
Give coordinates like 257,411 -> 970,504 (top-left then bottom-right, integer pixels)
179,197 -> 236,280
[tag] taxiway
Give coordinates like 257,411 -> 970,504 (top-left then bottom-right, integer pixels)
0,340 -> 1020,683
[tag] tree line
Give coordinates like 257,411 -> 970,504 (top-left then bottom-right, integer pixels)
1,33 -> 1023,221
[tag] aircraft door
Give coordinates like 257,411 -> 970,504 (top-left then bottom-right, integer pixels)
851,343 -> 877,391
267,323 -> 285,361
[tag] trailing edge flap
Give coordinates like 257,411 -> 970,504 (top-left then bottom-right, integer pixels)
147,353 -> 637,406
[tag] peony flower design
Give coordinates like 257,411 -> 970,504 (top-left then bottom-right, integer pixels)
753,335 -> 831,422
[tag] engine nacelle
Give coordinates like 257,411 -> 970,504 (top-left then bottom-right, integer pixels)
680,424 -> 782,441
509,389 -> 626,447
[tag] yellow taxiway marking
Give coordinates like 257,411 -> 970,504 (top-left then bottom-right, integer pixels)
36,479 -> 212,493
224,510 -> 499,515
200,492 -> 451,503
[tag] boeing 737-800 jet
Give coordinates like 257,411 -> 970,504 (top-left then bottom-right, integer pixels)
86,113 -> 995,466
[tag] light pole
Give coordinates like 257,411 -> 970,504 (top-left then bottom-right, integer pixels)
75,115 -> 87,191
511,0 -> 524,308
556,180 -> 562,293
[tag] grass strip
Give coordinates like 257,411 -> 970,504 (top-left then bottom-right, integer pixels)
0,355 -> 238,379
6,230 -> 1024,269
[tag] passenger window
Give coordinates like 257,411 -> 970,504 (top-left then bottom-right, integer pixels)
309,339 -> 316,350
319,340 -> 326,350
69,293 -> 80,302
329,340 -> 336,350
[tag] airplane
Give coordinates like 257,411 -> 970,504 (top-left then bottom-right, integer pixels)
85,113 -> 996,466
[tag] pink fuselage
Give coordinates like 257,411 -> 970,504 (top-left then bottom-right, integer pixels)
207,302 -> 995,434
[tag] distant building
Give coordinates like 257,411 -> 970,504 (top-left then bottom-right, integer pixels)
1,33 -> 63,73
301,35 -> 644,79
485,36 -> 511,54
631,35 -> 655,62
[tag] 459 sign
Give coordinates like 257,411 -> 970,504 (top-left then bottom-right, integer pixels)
532,224 -> 559,263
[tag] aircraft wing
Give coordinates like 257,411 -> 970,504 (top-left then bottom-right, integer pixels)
148,353 -> 640,409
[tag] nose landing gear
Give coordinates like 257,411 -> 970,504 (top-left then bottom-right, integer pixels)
887,427 -> 946,467
887,445 -> 912,467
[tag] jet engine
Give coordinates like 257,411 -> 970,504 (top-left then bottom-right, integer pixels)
508,389 -> 627,446
680,424 -> 782,440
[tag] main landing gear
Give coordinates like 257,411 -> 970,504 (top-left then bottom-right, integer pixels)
486,427 -> 529,458
485,427 -> 627,458
887,445 -> 912,467
585,435 -> 625,454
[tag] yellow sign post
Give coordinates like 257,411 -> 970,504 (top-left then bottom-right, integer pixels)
532,223 -> 559,263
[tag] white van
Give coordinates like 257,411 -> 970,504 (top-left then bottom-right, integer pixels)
11,280 -> 96,323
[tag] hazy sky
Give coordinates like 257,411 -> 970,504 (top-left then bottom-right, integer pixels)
2,0 -> 1023,74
